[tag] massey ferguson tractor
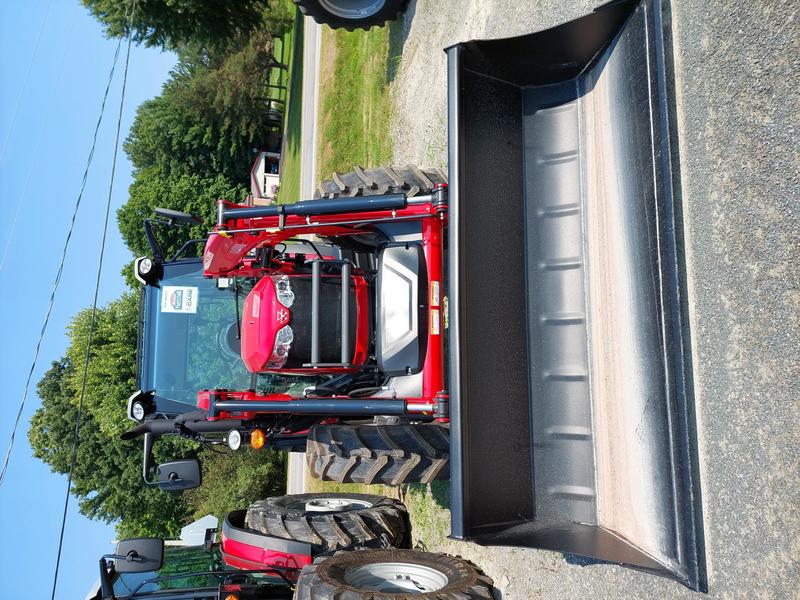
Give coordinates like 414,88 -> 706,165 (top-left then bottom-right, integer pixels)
124,164 -> 451,489
121,0 -> 707,592
87,491 -> 495,600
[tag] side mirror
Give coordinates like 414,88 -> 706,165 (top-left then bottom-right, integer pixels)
157,459 -> 202,491
114,538 -> 164,574
154,207 -> 202,225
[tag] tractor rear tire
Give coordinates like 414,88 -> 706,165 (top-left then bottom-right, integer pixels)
293,549 -> 496,600
294,0 -> 408,31
316,164 -> 447,198
245,492 -> 410,551
306,424 -> 450,485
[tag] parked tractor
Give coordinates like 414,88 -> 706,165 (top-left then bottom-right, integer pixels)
120,0 -> 706,591
87,492 -> 494,600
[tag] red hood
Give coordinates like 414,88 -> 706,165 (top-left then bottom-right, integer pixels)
240,277 -> 290,372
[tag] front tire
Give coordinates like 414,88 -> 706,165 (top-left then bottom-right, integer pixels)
294,549 -> 495,599
307,423 -> 450,485
294,0 -> 409,31
245,492 -> 410,551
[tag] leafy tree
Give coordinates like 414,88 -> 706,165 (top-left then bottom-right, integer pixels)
184,448 -> 286,524
81,0 -> 292,57
64,292 -> 140,436
124,31 -> 285,185
29,295 -> 287,537
117,168 -> 247,260
29,358 -> 193,538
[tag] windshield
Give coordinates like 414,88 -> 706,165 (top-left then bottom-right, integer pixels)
113,546 -> 220,597
138,261 -> 254,411
109,545 -> 286,599
138,261 -> 322,414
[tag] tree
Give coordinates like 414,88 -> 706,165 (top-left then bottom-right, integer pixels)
183,448 -> 287,525
29,358 -> 193,538
81,0 -> 291,57
117,168 -> 247,260
29,295 -> 288,537
124,32 -> 285,186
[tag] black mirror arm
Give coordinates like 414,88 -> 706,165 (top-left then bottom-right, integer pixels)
142,432 -> 158,485
169,239 -> 206,262
143,219 -> 165,263
99,557 -> 116,600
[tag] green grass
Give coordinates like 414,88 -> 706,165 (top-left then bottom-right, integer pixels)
275,7 -> 304,204
315,23 -> 401,181
304,471 -> 401,499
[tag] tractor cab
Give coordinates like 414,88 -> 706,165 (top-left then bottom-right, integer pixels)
129,206 -> 333,427
131,255 -> 326,424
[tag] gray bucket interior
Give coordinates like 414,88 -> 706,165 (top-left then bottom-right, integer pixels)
446,0 -> 705,590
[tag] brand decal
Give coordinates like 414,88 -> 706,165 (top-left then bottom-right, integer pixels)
252,294 -> 260,318
277,307 -> 289,325
161,286 -> 199,314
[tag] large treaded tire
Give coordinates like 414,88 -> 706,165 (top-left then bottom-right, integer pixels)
294,0 -> 409,31
316,164 -> 447,198
307,424 -> 450,485
245,493 -> 410,551
293,549 -> 496,600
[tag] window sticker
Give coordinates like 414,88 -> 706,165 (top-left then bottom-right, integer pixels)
161,286 -> 199,314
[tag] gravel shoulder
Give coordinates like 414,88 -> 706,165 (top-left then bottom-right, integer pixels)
385,1 -> 800,599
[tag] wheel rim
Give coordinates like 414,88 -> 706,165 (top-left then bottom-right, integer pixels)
344,562 -> 449,593
288,497 -> 374,512
318,0 -> 386,19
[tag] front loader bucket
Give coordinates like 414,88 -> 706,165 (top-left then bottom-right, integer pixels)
446,0 -> 705,590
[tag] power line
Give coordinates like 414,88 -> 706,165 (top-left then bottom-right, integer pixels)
0,10 -> 124,488
50,0 -> 137,596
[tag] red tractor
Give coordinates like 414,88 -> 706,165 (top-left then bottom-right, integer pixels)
88,491 -> 494,600
124,166 -> 451,488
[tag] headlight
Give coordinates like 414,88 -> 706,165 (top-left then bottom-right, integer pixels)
139,257 -> 153,275
266,325 -> 293,369
272,275 -> 294,308
226,429 -> 242,451
131,401 -> 147,422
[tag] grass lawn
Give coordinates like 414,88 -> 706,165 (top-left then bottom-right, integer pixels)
315,23 -> 403,182
275,6 -> 304,204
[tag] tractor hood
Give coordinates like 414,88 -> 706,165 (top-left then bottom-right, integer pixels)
240,276 -> 292,372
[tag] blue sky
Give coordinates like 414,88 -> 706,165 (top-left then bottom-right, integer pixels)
0,1 -> 176,597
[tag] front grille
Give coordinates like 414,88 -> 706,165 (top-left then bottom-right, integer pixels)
287,275 -> 357,366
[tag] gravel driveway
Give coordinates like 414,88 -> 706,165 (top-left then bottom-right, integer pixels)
386,1 -> 799,598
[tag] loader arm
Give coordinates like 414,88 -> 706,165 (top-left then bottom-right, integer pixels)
204,192 -> 446,278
